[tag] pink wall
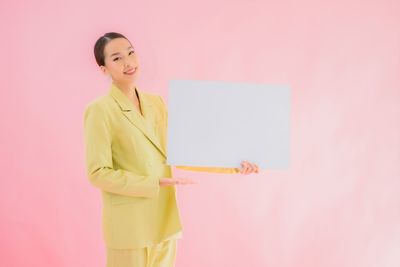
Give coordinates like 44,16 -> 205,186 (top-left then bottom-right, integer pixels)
1,0 -> 399,266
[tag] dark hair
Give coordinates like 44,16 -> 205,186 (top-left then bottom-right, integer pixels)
93,32 -> 132,66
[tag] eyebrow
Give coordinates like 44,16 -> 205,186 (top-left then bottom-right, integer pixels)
109,46 -> 134,57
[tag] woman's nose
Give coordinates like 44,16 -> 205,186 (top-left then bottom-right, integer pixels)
125,58 -> 135,67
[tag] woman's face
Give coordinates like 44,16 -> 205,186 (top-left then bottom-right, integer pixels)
101,37 -> 140,83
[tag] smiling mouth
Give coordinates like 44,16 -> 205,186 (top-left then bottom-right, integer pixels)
124,68 -> 136,74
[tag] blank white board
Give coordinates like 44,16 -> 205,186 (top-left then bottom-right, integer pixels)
166,80 -> 290,169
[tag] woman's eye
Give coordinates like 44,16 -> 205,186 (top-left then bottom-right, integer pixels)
129,51 -> 135,55
113,57 -> 120,61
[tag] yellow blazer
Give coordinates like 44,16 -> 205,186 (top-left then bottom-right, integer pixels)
83,83 -> 238,249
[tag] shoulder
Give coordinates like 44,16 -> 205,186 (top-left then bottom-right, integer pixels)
83,94 -> 117,124
84,94 -> 115,113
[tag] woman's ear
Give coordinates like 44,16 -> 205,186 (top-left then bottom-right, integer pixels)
100,65 -> 109,76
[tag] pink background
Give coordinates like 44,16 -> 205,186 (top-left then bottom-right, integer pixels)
1,0 -> 399,266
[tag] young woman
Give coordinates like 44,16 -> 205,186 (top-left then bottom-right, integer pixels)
83,32 -> 259,267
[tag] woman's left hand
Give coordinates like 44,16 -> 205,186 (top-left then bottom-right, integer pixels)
237,160 -> 259,175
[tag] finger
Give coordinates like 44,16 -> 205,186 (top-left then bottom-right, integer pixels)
245,161 -> 252,175
240,161 -> 245,173
240,161 -> 248,174
241,165 -> 247,174
163,181 -> 174,186
250,163 -> 259,174
245,165 -> 251,175
249,162 -> 257,173
168,179 -> 178,185
245,163 -> 251,174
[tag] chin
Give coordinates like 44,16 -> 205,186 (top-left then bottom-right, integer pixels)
127,76 -> 138,82
119,76 -> 138,83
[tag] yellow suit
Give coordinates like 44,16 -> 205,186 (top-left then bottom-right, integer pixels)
83,83 -> 238,249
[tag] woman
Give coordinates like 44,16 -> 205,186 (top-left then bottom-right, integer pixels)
83,32 -> 259,267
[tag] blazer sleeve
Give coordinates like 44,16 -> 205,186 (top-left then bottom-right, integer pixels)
158,96 -> 240,174
83,102 -> 160,198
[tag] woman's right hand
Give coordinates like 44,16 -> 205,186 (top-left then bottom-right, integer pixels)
159,177 -> 198,187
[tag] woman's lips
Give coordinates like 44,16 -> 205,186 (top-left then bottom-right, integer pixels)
124,68 -> 136,75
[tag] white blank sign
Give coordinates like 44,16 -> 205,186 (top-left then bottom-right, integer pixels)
166,80 -> 290,169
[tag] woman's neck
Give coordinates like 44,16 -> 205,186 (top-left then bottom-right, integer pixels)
112,81 -> 136,98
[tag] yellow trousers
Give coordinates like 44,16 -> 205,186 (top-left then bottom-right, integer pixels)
106,238 -> 177,267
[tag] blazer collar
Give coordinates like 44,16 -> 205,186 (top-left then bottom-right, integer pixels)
108,83 -> 167,158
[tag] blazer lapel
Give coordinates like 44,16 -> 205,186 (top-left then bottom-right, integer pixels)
108,83 -> 167,158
